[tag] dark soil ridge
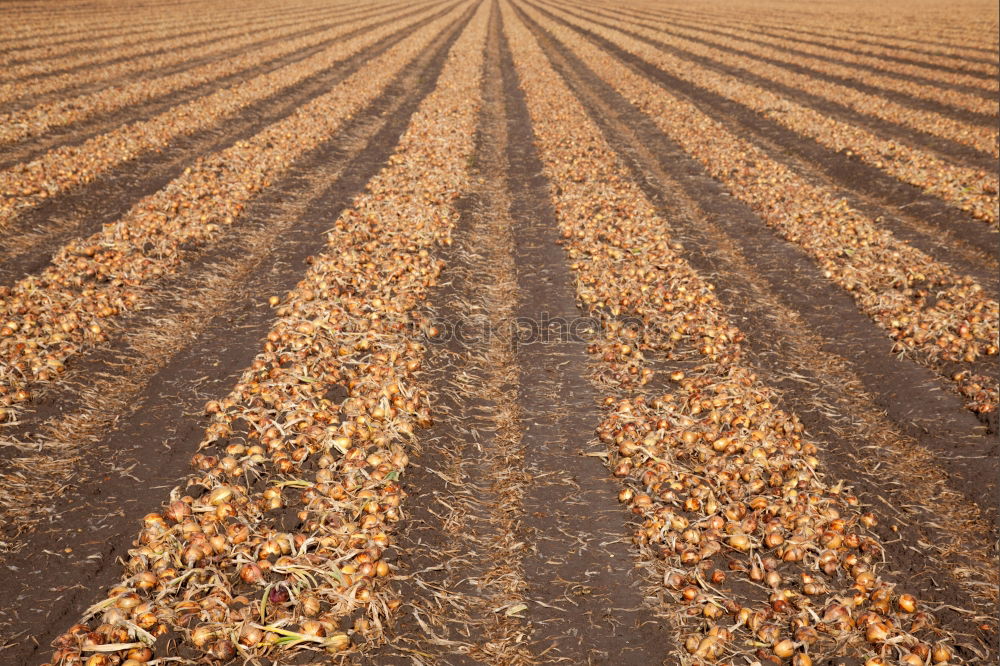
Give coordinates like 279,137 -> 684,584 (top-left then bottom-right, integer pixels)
528,2 -> 1000,289
519,1 -> 999,490
0,7 -> 476,660
538,0 -> 1000,169
356,183 -> 492,665
600,7 -> 1000,96
498,11 -> 676,661
0,1 -> 459,290
612,4 -> 1000,65
0,3 -> 406,115
0,0 -> 441,169
359,12 -> 533,659
517,6 -> 997,657
0,3 -> 346,85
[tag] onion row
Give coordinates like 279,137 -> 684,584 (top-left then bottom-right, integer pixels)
578,3 -> 1000,107
546,0 -> 999,155
0,1 -> 441,233
621,1 -> 999,62
0,0 -> 428,147
0,1 -> 348,85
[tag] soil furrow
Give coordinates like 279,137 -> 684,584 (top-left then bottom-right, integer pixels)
515,6 -> 998,630
0,15 -> 203,54
817,32 -> 999,63
362,26 -> 537,657
760,25 -> 999,61
499,15 -> 674,662
528,6 -> 1000,287
0,3 -> 454,290
0,6 -> 476,659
